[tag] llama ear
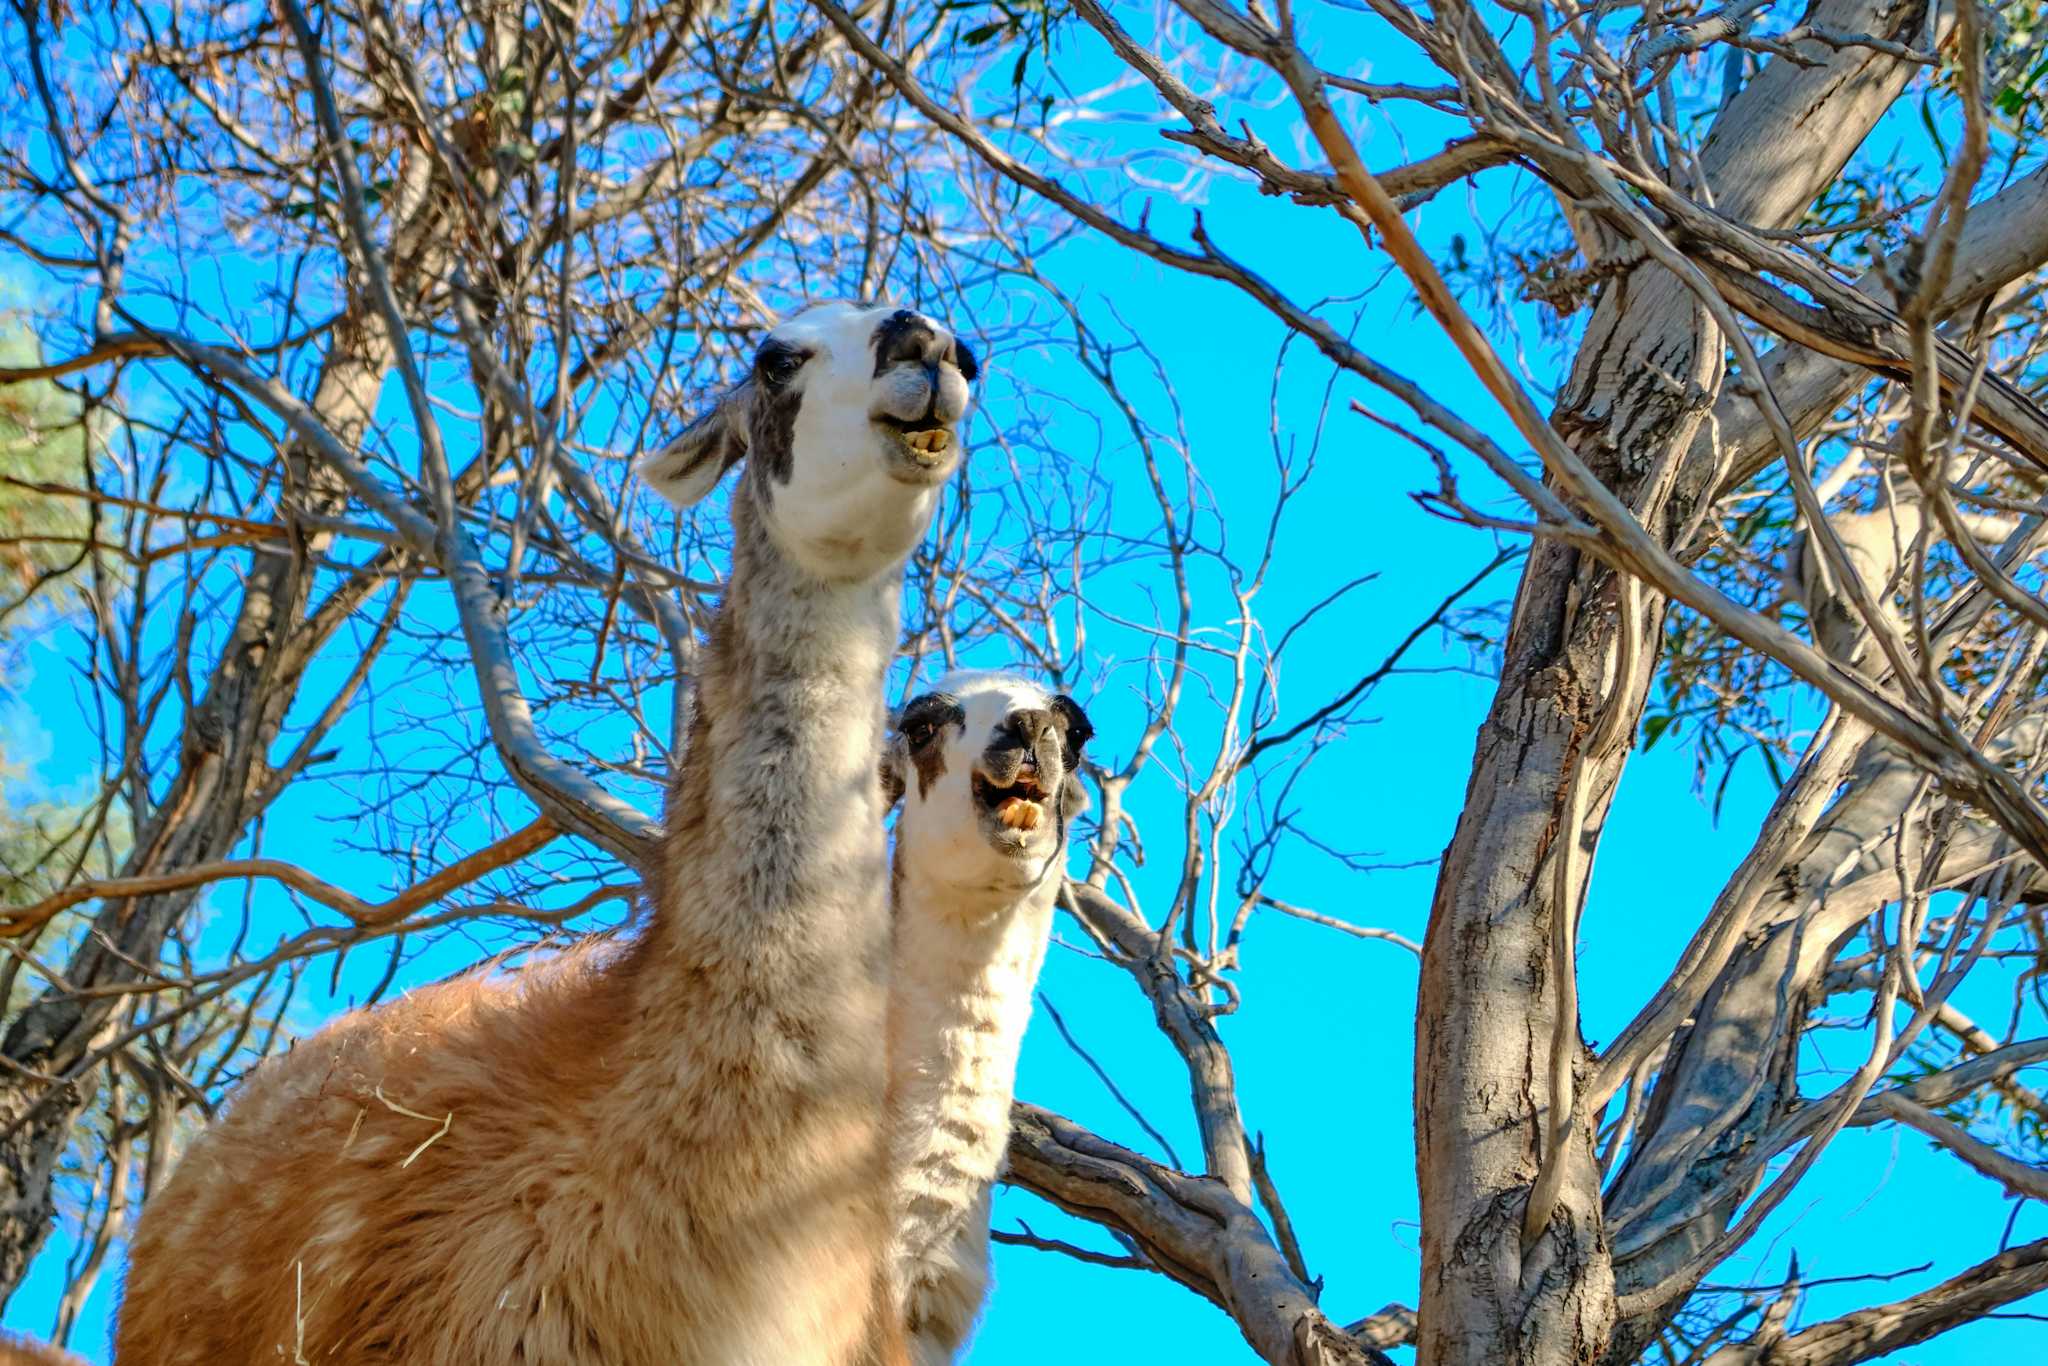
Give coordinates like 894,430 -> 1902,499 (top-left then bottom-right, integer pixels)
640,381 -> 753,508
879,735 -> 908,811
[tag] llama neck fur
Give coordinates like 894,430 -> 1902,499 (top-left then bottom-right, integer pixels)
887,843 -> 1061,1359
628,471 -> 902,1128
655,476 -> 899,936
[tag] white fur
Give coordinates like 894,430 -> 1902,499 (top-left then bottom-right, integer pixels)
645,303 -> 973,582
775,306 -> 959,579
886,670 -> 1081,1364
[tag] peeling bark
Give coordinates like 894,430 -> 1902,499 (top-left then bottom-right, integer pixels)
1415,5 -> 1934,1363
1005,1103 -> 1380,1366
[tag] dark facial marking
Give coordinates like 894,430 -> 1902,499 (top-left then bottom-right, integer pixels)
739,336 -> 813,488
1048,694 -> 1094,768
755,338 -> 809,389
895,691 -> 964,798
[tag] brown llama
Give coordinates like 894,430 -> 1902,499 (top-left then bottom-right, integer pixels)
115,303 -> 978,1365
0,1333 -> 85,1366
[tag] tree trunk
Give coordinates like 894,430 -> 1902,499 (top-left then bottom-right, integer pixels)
0,304 -> 399,1302
1414,4 -> 1932,1362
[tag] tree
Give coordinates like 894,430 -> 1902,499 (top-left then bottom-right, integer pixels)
811,0 -> 2048,1361
0,0 -> 1085,1322
0,325 -> 133,1343
0,322 -> 97,626
4,0 -> 2048,1364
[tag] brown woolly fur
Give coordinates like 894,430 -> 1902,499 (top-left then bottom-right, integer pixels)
115,300 -> 971,1365
0,1335 -> 84,1366
118,486 -> 912,1366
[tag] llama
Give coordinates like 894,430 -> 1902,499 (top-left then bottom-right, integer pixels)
880,670 -> 1094,1365
115,302 -> 979,1366
0,1335 -> 84,1366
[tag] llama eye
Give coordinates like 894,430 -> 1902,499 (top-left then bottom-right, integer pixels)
757,346 -> 804,385
896,693 -> 961,752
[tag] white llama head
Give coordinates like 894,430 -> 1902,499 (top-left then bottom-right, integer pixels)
640,302 -> 979,579
883,669 -> 1094,892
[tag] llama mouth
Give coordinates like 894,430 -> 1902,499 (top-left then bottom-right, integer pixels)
878,416 -> 956,465
973,771 -> 1048,833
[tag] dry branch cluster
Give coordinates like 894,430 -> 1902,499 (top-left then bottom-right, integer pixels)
3,1 -> 2048,1364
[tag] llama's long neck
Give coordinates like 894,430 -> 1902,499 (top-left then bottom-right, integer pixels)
887,850 -> 1061,1271
623,475 -> 904,1125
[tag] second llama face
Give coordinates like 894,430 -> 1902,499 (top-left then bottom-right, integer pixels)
885,669 -> 1094,892
641,302 -> 979,579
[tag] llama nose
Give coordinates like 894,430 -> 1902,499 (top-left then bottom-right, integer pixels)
875,310 -> 948,374
1008,708 -> 1058,765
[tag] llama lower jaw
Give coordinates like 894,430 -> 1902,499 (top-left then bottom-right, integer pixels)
972,771 -> 1049,834
875,417 -> 959,476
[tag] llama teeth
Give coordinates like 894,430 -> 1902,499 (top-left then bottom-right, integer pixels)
998,798 -> 1041,831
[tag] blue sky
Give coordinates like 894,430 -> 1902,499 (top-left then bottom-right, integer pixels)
5,6 -> 2046,1363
